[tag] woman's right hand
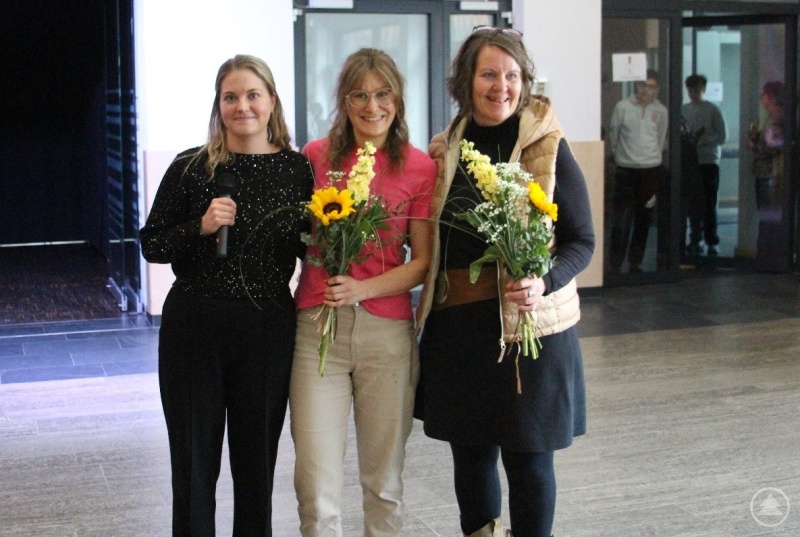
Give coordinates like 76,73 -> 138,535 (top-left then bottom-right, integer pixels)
505,276 -> 545,313
200,197 -> 237,235
322,274 -> 368,307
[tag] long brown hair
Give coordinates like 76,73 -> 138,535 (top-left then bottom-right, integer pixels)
447,29 -> 535,138
188,54 -> 292,179
325,48 -> 409,171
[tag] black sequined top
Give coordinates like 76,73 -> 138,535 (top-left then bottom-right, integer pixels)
140,148 -> 313,307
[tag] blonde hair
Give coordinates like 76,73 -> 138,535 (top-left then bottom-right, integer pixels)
189,54 -> 292,180
325,48 -> 409,171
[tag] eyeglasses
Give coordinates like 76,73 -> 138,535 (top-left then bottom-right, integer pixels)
638,82 -> 659,90
472,25 -> 523,38
346,88 -> 394,109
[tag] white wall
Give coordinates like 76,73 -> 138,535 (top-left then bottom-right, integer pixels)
135,0 -> 297,316
515,0 -> 604,286
515,0 -> 602,142
135,0 -> 297,152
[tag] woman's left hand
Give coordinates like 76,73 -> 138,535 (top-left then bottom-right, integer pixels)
505,276 -> 545,312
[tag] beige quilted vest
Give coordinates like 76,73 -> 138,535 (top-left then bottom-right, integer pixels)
417,98 -> 581,348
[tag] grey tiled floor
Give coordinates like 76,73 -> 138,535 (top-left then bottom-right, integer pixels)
1,272 -> 799,535
0,316 -> 157,384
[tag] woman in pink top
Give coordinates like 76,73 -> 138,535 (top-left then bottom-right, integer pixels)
290,48 -> 437,536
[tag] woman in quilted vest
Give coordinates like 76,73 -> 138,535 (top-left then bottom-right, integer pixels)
415,27 -> 595,537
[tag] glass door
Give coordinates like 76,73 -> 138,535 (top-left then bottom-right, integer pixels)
682,16 -> 794,273
601,17 -> 675,282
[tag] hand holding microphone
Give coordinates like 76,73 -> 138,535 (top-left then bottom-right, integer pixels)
215,173 -> 239,258
200,172 -> 238,258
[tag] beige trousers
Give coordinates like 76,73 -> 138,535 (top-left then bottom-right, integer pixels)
290,305 -> 418,537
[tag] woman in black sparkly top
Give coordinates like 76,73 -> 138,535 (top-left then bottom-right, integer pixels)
140,54 -> 313,536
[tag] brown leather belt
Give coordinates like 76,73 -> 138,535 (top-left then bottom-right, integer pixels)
431,267 -> 498,311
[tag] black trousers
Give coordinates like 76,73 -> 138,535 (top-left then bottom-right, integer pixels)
159,289 -> 296,536
608,165 -> 664,270
688,163 -> 720,246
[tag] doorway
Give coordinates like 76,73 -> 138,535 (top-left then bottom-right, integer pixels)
682,15 -> 794,274
600,10 -> 796,284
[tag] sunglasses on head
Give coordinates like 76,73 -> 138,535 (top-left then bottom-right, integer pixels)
472,25 -> 523,38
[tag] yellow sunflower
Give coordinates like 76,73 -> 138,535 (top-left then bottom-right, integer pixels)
528,182 -> 558,221
308,186 -> 356,226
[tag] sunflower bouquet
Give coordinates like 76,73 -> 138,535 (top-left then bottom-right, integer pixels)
456,139 -> 558,362
302,141 -> 388,375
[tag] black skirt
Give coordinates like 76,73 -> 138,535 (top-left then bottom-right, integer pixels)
417,298 -> 586,452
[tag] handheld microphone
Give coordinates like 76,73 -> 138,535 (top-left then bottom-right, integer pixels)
215,172 -> 238,258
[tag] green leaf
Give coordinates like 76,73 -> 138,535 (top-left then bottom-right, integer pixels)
469,261 -> 485,284
468,247 -> 501,283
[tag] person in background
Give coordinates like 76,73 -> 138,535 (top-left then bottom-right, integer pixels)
607,68 -> 668,273
748,80 -> 786,272
290,48 -> 437,536
415,26 -> 594,537
678,116 -> 701,262
139,54 -> 313,536
682,74 -> 727,257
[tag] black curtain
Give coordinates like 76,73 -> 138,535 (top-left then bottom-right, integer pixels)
0,0 -> 107,249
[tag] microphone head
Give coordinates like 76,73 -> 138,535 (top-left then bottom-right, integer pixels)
216,172 -> 238,197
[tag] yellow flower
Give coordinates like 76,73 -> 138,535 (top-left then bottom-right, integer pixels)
308,186 -> 356,226
347,141 -> 377,203
528,182 -> 558,221
460,140 -> 501,200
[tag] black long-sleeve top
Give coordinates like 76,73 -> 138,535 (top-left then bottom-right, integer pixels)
140,148 -> 313,306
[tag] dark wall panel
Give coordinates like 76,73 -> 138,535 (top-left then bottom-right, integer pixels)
0,0 -> 106,247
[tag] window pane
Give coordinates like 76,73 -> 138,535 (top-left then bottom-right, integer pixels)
447,14 -> 493,122
305,13 -> 429,150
